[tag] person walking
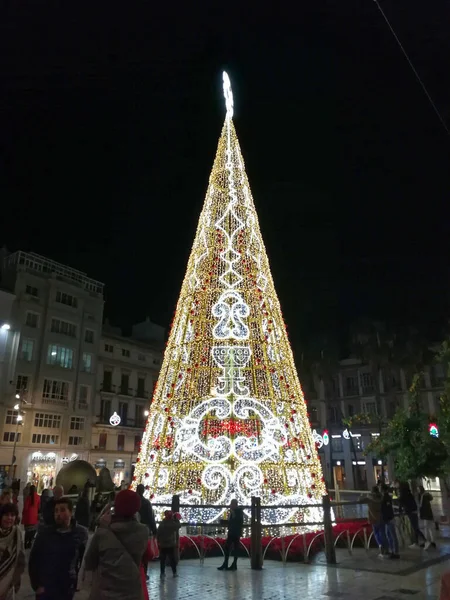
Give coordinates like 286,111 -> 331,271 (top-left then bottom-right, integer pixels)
156,510 -> 181,579
381,484 -> 400,559
28,497 -> 88,600
42,486 -> 64,527
136,484 -> 157,580
84,489 -> 148,600
361,486 -> 388,557
418,485 -> 436,549
74,490 -> 90,529
22,485 -> 40,548
398,482 -> 426,548
218,499 -> 244,571
0,503 -> 25,599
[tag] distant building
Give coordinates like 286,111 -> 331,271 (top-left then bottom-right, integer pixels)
0,250 -> 104,490
309,357 -> 445,492
90,323 -> 162,487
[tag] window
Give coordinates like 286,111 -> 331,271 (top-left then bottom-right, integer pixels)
329,406 -> 339,423
70,416 -> 85,431
348,404 -> 354,417
102,370 -> 113,392
363,401 -> 377,416
3,432 -> 21,442
56,291 -> 77,308
5,410 -> 19,425
119,401 -> 128,424
100,399 -> 111,422
117,434 -> 125,451
47,344 -> 73,369
104,344 -> 113,353
68,436 -> 83,446
43,379 -> 69,402
51,318 -> 77,337
138,353 -> 146,361
16,375 -> 29,394
99,433 -> 107,449
345,376 -> 358,395
122,348 -> 130,358
26,285 -> 39,297
20,338 -> 34,361
137,377 -> 146,398
25,312 -> 39,328
79,385 -> 90,405
82,353 -> 92,373
134,435 -> 142,451
331,437 -> 343,452
85,329 -> 94,344
309,406 -> 318,422
32,434 -> 59,444
120,374 -> 130,395
34,413 -> 62,428
135,405 -> 144,427
361,372 -> 374,391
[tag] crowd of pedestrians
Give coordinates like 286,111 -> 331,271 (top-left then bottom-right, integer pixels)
0,475 -> 246,600
363,480 -> 438,559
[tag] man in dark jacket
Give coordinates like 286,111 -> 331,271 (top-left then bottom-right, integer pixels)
136,484 -> 156,535
136,484 -> 157,580
42,485 -> 64,526
29,497 -> 88,600
218,499 -> 244,571
381,484 -> 400,559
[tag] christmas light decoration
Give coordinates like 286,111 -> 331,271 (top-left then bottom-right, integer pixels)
429,423 -> 439,438
133,72 -> 328,527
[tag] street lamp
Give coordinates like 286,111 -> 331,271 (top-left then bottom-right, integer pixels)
144,410 -> 149,417
1,323 -> 11,331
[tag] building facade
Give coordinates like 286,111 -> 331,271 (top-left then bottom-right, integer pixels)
0,251 -> 104,490
309,357 -> 445,492
90,325 -> 162,487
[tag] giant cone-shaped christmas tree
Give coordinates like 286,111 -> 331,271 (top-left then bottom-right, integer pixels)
134,73 -> 327,526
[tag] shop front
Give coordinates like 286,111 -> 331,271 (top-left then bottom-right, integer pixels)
27,451 -> 59,492
372,458 -> 389,485
90,455 -> 136,488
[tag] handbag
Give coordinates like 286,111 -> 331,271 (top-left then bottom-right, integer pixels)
148,536 -> 159,560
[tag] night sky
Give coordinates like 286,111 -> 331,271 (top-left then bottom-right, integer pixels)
2,1 -> 450,355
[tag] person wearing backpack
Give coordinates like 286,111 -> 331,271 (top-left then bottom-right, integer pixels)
84,490 -> 148,600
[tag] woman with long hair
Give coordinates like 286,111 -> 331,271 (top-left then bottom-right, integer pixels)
22,485 -> 40,549
0,503 -> 25,599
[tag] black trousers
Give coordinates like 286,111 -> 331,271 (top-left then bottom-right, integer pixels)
224,534 -> 240,561
160,547 -> 176,573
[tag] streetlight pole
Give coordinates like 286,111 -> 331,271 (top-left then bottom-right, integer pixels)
9,394 -> 25,483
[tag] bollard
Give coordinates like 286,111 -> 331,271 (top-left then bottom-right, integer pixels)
250,496 -> 263,570
323,495 -> 336,564
171,494 -> 180,513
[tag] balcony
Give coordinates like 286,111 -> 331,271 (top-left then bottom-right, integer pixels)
43,397 -> 68,407
361,385 -> 375,395
100,384 -> 116,394
135,389 -> 149,400
118,386 -> 134,397
96,416 -> 145,429
343,387 -> 359,398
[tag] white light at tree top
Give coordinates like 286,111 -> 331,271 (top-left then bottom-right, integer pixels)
133,73 -> 329,528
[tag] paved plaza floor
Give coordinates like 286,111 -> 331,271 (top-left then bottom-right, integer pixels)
16,543 -> 450,600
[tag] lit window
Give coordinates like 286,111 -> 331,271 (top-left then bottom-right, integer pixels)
20,338 -> 34,361
82,353 -> 92,373
47,344 -> 73,369
70,416 -> 85,431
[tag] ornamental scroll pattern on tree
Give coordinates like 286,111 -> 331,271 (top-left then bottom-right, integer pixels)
133,73 -> 328,527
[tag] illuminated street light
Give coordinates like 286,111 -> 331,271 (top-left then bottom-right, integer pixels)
15,394 -> 20,399
13,404 -> 19,411
144,410 -> 149,417
17,415 -> 23,422
1,323 -> 11,330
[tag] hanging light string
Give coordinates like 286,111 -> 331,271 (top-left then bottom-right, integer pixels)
373,0 -> 450,137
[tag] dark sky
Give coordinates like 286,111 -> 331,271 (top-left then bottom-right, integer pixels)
2,0 -> 450,354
